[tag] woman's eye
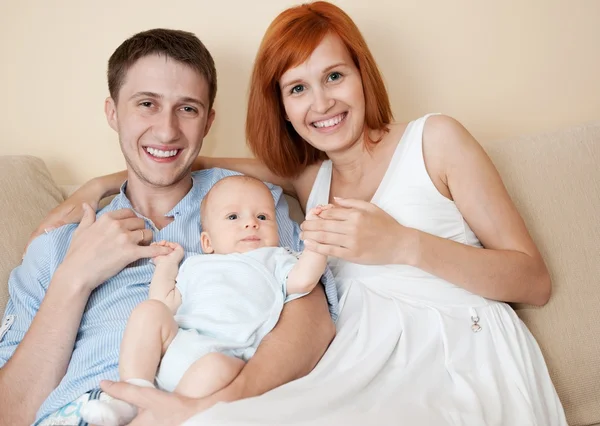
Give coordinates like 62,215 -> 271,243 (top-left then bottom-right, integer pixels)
257,214 -> 267,221
291,85 -> 304,94
328,72 -> 342,82
227,214 -> 238,220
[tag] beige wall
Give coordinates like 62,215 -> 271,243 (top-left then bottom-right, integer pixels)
1,0 -> 598,185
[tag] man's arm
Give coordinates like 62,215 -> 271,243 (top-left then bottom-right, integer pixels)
0,207 -> 171,425
0,234 -> 93,426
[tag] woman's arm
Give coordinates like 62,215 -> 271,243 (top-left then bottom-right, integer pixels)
407,114 -> 551,305
301,115 -> 550,306
26,171 -> 127,247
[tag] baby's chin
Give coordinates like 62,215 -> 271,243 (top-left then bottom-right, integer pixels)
240,240 -> 269,251
216,240 -> 278,254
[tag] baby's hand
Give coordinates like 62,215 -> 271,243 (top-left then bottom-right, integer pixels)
305,204 -> 334,220
151,241 -> 184,265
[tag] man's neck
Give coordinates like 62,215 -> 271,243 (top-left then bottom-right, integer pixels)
125,173 -> 193,228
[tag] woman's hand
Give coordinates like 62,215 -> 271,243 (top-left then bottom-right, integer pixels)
300,197 -> 418,265
25,180 -> 104,251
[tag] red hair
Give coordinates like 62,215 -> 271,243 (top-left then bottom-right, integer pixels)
246,1 -> 393,178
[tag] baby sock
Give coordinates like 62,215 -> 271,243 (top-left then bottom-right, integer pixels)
80,378 -> 155,426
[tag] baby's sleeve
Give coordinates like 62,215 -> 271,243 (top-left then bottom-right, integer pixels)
174,256 -> 194,300
274,248 -> 309,303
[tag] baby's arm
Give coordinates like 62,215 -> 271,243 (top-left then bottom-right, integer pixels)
148,241 -> 184,314
286,205 -> 332,295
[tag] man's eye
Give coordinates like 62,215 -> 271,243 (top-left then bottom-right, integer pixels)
181,106 -> 197,113
257,214 -> 267,221
227,214 -> 238,220
140,101 -> 153,107
291,85 -> 304,94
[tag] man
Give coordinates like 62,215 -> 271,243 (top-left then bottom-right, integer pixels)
0,29 -> 337,426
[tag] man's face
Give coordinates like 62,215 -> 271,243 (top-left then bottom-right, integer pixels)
105,54 -> 215,188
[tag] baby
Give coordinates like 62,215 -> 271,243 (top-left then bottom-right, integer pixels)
82,175 -> 331,426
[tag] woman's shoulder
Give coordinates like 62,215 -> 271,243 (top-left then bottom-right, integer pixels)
421,114 -> 475,149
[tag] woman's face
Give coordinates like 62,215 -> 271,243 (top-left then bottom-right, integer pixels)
279,33 -> 365,154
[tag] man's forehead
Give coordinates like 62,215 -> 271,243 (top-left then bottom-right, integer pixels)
119,54 -> 209,103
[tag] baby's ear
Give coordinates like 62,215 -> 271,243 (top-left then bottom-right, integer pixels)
200,231 -> 214,254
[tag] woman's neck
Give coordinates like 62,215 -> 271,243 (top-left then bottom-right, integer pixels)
326,129 -> 385,185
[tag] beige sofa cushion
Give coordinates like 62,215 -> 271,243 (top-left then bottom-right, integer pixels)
481,122 -> 600,426
0,156 -> 63,315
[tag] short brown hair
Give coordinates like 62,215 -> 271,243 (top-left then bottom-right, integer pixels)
246,1 -> 393,178
108,28 -> 217,108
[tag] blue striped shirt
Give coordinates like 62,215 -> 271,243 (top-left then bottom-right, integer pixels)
0,168 -> 339,424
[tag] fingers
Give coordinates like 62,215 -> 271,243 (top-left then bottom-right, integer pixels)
104,208 -> 138,221
302,230 -> 350,247
118,217 -> 148,232
303,240 -> 349,258
137,228 -> 153,246
301,218 -> 349,234
316,207 -> 353,221
100,380 -> 149,408
72,204 -> 97,239
333,197 -> 374,211
151,240 -> 180,249
137,243 -> 175,259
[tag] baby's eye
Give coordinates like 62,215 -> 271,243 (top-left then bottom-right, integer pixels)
257,214 -> 267,221
227,214 -> 238,220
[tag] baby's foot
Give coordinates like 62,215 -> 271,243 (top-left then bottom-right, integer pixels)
80,398 -> 137,426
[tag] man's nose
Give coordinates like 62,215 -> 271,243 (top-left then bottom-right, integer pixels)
152,110 -> 180,143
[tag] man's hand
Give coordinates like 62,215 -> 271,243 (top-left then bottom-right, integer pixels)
100,380 -> 241,425
59,203 -> 172,292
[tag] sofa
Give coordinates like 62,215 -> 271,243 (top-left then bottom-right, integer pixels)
1,121 -> 599,425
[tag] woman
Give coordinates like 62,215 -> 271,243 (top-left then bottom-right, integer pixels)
36,2 -> 567,425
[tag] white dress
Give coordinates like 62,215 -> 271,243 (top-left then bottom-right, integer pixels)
184,114 -> 568,426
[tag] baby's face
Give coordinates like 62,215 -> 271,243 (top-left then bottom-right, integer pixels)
201,178 -> 279,254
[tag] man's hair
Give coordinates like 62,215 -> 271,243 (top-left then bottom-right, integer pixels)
107,28 -> 217,108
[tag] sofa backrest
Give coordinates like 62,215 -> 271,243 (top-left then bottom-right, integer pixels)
0,156 -> 63,314
480,121 -> 600,425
